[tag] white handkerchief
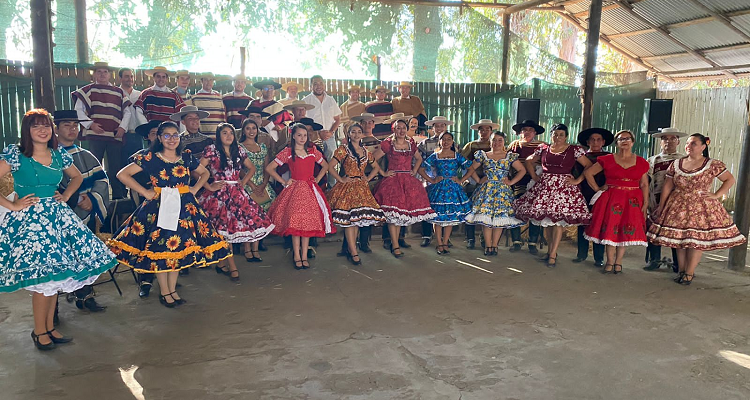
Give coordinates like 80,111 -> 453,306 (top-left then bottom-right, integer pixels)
0,192 -> 16,222
157,188 -> 181,231
266,122 -> 278,141
590,190 -> 604,205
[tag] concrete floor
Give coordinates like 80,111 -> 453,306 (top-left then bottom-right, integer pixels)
1,235 -> 750,400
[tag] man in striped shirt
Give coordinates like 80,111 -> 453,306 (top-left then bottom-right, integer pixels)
223,75 -> 252,129
72,62 -> 132,199
134,66 -> 186,125
187,72 -> 226,134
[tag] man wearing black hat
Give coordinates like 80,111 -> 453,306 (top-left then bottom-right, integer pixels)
55,110 -> 109,312
508,120 -> 547,254
572,128 -> 613,267
249,79 -> 293,144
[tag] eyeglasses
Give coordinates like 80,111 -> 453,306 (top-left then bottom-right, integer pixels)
161,133 -> 180,140
262,87 -> 274,92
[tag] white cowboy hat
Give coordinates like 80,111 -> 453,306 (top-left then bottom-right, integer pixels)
425,116 -> 454,126
169,105 -> 209,121
384,113 -> 413,124
282,100 -> 316,111
351,113 -> 382,123
471,118 -> 500,130
144,66 -> 174,77
652,127 -> 688,138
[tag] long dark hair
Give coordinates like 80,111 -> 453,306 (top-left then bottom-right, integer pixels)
149,121 -> 182,153
690,133 -> 710,157
19,109 -> 57,157
287,123 -> 314,161
347,123 -> 364,163
215,122 -> 240,170
438,131 -> 457,152
239,118 -> 259,143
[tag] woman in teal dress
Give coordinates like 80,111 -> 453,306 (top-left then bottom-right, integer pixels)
0,109 -> 117,350
109,121 -> 231,308
239,119 -> 276,256
419,132 -> 476,255
465,131 -> 526,256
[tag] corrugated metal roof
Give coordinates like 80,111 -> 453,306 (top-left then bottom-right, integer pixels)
561,0 -> 750,80
633,0 -> 709,27
670,20 -> 747,50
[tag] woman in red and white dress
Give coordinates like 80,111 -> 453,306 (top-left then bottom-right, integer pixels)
584,130 -> 650,275
266,123 -> 334,270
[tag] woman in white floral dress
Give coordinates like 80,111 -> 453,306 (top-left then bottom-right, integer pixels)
0,109 -> 117,350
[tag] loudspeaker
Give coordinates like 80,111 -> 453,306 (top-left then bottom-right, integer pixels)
642,99 -> 673,134
512,98 -> 540,125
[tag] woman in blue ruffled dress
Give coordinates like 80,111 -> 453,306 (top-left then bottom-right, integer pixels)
0,109 -> 117,350
464,131 -> 526,256
419,132 -> 475,255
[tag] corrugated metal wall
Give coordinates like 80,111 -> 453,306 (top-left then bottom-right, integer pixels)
658,86 -> 750,210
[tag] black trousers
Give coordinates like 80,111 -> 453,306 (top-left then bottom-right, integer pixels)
576,225 -> 604,263
510,224 -> 540,246
340,226 -> 373,251
646,242 -> 679,267
382,225 -> 407,240
421,222 -> 433,238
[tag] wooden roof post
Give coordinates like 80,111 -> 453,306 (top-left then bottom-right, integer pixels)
31,0 -> 56,112
580,0 -> 602,130
728,95 -> 750,271
500,12 -> 511,91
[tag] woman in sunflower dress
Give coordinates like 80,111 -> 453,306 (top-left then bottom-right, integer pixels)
0,109 -> 117,350
198,123 -> 274,278
464,131 -> 525,256
109,121 -> 231,308
327,123 -> 387,265
647,133 -> 746,285
266,123 -> 335,270
419,131 -> 475,255
239,119 -> 276,254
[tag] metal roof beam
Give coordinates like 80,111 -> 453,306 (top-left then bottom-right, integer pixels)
604,9 -> 750,40
663,63 -> 750,76
641,43 -> 750,61
683,0 -> 750,42
504,0 -> 556,14
610,0 -> 738,79
366,0 -> 564,11
573,3 -> 619,18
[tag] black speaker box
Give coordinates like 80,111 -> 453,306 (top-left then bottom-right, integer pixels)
642,99 -> 673,134
512,98 -> 541,124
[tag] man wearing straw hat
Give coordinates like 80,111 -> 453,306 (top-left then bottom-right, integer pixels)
392,81 -> 427,126
365,85 -> 394,139
283,99 -> 316,122
72,61 -> 133,199
280,81 -> 305,106
461,119 -> 497,249
134,66 -> 186,124
340,84 -> 366,130
415,115 -> 454,247
187,72 -> 226,134
644,127 -> 687,272
223,74 -> 253,128
173,69 -> 192,101
170,105 -> 213,155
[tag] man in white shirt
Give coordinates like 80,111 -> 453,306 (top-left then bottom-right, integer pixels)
302,75 -> 341,161
118,67 -> 143,162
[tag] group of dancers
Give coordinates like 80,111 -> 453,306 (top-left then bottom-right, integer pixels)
0,70 -> 747,351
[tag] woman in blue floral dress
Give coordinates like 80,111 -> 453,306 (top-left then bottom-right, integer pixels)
0,109 -> 117,350
464,131 -> 526,256
109,121 -> 231,308
419,132 -> 475,255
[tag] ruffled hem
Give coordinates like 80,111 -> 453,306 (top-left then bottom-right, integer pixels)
382,209 -> 438,226
0,257 -> 117,294
218,224 -> 275,243
464,213 -> 524,228
646,233 -> 746,250
108,239 -> 232,273
275,228 -> 331,238
527,216 -> 590,227
584,233 -> 647,247
332,207 -> 386,227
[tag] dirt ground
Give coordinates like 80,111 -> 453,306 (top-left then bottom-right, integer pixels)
1,234 -> 749,400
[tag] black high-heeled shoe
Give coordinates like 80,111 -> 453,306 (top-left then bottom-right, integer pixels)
484,247 -> 491,256
301,259 -> 310,269
679,273 -> 694,285
602,264 -> 614,274
391,245 -> 404,258
293,259 -> 303,270
46,329 -> 73,344
159,294 -> 176,308
229,269 -> 240,282
31,331 -> 56,351
347,253 -> 362,266
674,271 -> 686,283
169,292 -> 186,305
491,247 -> 498,256
215,265 -> 229,275
613,264 -> 623,274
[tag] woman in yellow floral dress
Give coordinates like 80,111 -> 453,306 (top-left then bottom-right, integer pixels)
109,121 -> 231,308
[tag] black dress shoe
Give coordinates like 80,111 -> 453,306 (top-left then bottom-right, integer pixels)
528,245 -> 538,255
467,239 -> 475,249
307,248 -> 316,259
179,268 -> 190,276
79,298 -> 106,312
594,261 -> 604,267
398,239 -> 411,249
383,239 -> 392,249
359,242 -> 372,253
139,283 -> 152,298
509,243 -> 521,252
572,257 -> 586,263
420,238 -> 431,247
31,331 -> 56,351
336,248 -> 349,257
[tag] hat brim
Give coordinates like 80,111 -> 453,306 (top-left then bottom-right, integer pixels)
253,81 -> 282,90
283,103 -> 315,111
426,119 -> 455,127
351,116 -> 382,123
512,122 -> 544,135
384,115 -> 413,124
89,64 -> 115,72
238,110 -> 270,117
135,121 -> 161,138
281,83 -> 305,92
470,122 -> 499,130
144,69 -> 173,77
169,110 -> 210,121
394,84 -> 414,88
370,88 -> 390,94
578,128 -> 614,147
652,131 -> 688,138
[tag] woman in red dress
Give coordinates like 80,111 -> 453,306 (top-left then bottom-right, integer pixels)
266,123 -> 334,270
583,130 -> 650,274
198,123 -> 275,281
